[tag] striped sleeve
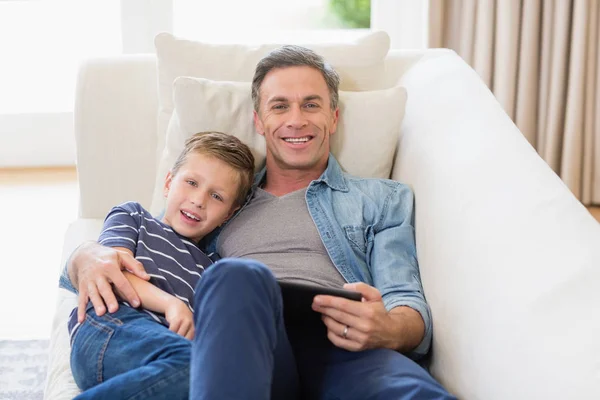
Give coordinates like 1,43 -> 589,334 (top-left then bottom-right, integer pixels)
98,202 -> 144,253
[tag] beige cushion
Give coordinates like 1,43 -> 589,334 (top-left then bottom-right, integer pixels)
150,77 -> 407,215
154,31 -> 391,167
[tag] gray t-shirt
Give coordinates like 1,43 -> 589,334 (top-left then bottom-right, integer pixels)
217,188 -> 347,288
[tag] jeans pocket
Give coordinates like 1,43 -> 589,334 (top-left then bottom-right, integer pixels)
70,314 -> 115,390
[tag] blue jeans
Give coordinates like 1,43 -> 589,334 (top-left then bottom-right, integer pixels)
70,305 -> 191,400
191,258 -> 456,400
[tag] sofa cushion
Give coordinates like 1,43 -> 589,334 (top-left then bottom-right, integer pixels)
44,219 -> 104,400
150,77 -> 407,215
154,31 -> 391,173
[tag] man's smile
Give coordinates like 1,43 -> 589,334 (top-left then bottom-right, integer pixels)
282,136 -> 313,144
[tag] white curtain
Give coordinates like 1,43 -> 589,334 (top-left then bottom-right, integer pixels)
429,0 -> 600,205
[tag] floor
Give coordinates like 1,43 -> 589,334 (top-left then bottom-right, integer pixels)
1,167 -> 600,341
590,207 -> 600,222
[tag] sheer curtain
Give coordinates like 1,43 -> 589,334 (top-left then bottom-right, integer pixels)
429,0 -> 600,205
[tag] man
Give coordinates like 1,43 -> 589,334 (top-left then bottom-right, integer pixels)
64,45 -> 455,399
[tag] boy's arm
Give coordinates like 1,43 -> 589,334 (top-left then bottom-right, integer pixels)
113,247 -> 195,339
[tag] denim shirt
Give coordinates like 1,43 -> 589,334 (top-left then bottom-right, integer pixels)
204,154 -> 432,359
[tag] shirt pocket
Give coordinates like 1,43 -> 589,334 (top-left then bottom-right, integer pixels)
344,225 -> 367,253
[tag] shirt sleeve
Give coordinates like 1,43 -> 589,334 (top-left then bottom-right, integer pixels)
97,202 -> 143,254
57,202 -> 144,293
59,262 -> 77,293
370,184 -> 432,360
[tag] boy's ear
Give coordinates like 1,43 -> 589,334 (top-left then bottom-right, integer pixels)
222,205 -> 241,225
163,171 -> 174,198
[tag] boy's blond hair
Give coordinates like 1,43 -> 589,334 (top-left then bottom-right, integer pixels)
171,132 -> 255,207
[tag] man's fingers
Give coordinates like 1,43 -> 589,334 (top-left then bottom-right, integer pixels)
315,304 -> 366,330
96,279 -> 119,313
326,328 -> 361,352
313,295 -> 363,318
87,283 -> 106,316
119,252 -> 149,280
77,287 -> 89,323
343,282 -> 381,301
111,273 -> 140,308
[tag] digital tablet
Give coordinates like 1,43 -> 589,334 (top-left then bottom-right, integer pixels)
277,280 -> 362,325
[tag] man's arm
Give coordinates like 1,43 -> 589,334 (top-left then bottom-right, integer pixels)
68,240 -> 149,323
388,304 -> 425,353
313,184 -> 431,357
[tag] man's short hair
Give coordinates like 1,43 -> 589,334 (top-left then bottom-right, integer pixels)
171,132 -> 255,207
251,45 -> 340,112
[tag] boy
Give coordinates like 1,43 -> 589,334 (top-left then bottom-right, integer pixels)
68,131 -> 255,400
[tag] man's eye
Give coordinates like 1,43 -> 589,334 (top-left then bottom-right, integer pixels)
187,180 -> 197,187
211,193 -> 224,202
305,103 -> 319,109
273,104 -> 287,110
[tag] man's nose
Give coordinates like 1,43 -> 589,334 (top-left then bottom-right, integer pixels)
286,105 -> 308,129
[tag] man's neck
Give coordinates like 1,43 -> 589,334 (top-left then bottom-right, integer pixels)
262,165 -> 325,197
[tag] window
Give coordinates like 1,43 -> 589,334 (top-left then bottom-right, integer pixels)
1,0 -> 376,166
0,0 -> 122,114
173,0 -> 371,44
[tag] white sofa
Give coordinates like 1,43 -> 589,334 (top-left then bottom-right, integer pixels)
44,37 -> 600,399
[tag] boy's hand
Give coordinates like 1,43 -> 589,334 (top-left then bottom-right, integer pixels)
165,298 -> 195,340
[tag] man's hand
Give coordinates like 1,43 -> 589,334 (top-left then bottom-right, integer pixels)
311,282 -> 424,353
69,242 -> 149,323
164,298 -> 195,340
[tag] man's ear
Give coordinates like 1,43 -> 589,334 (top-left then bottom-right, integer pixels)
330,107 -> 340,135
253,110 -> 265,137
163,171 -> 174,198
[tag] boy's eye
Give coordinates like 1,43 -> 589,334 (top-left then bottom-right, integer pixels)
186,180 -> 197,187
211,193 -> 223,202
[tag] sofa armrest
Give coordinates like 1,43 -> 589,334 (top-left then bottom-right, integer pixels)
392,50 -> 600,399
75,55 -> 158,219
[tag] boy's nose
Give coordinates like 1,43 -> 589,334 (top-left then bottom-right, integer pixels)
191,193 -> 206,208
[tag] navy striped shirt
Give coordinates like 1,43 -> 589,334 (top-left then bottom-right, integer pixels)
68,202 -> 213,338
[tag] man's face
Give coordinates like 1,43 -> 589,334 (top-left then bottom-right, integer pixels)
253,66 -> 339,174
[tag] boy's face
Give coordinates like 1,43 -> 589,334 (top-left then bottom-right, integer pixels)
162,152 -> 241,242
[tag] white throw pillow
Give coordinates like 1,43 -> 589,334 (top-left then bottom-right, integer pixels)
150,77 -> 407,215
154,31 -> 391,168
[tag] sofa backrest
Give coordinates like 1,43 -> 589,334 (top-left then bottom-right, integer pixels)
74,49 -> 427,219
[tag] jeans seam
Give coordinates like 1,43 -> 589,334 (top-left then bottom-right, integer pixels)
84,315 -> 115,384
100,312 -> 124,326
126,364 -> 190,400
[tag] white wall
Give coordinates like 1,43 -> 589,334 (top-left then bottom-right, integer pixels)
0,113 -> 75,167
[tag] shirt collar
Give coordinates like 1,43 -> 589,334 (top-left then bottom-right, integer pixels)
252,154 -> 348,192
